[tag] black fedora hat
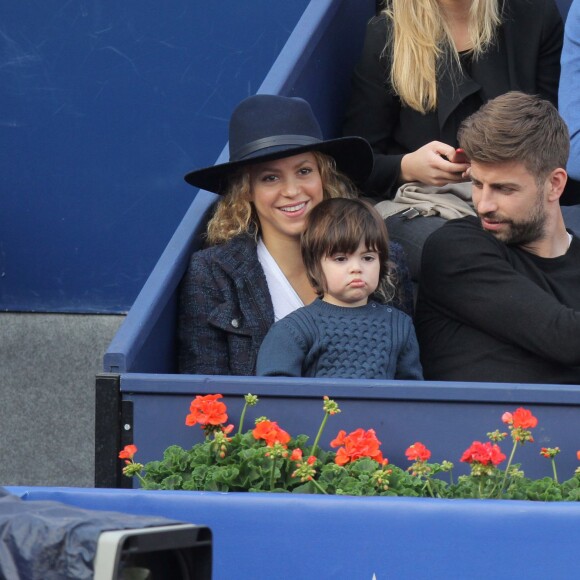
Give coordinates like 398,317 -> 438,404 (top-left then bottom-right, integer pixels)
184,94 -> 373,194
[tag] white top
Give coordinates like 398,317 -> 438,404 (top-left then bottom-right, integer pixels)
257,238 -> 304,321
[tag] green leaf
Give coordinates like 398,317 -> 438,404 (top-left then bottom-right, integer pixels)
160,474 -> 183,490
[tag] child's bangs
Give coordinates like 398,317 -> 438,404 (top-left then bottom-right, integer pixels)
324,214 -> 382,256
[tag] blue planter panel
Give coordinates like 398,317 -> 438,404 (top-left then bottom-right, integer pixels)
121,375 -> 580,482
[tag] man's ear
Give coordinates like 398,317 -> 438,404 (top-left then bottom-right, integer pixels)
547,168 -> 567,201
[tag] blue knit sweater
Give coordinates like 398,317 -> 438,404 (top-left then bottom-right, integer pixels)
256,298 -> 423,380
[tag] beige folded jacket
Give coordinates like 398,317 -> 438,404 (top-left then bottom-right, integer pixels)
375,181 -> 476,220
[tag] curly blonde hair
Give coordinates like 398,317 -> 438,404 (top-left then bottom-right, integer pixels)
205,152 -> 357,245
384,0 -> 501,114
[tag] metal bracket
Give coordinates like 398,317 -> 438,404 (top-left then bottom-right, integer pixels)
400,207 -> 421,220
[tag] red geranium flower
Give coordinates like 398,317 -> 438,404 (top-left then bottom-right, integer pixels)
118,444 -> 138,462
510,408 -> 538,429
405,442 -> 431,462
330,428 -> 387,466
252,420 -> 291,448
330,430 -> 347,448
460,441 -> 506,466
501,412 -> 513,425
577,450 -> 580,461
290,448 -> 303,462
185,394 -> 228,427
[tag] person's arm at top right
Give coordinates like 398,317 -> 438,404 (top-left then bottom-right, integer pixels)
560,0 -> 580,180
418,221 -> 580,366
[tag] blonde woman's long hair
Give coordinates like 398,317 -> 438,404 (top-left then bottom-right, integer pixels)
384,0 -> 501,114
205,152 -> 356,245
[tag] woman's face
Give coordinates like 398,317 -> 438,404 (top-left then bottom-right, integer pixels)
249,152 -> 324,244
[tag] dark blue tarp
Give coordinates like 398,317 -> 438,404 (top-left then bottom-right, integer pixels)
0,487 -> 180,579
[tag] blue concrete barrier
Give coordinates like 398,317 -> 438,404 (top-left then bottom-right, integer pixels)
9,486 -> 580,580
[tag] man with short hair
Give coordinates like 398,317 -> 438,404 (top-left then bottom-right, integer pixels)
415,91 -> 580,384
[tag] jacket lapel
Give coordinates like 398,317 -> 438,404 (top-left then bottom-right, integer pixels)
471,29 -> 511,101
227,236 -> 275,332
437,28 -> 511,132
437,53 -> 481,131
240,256 -> 275,332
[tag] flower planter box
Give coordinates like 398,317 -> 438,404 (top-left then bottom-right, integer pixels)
96,375 -> 580,489
10,486 -> 580,579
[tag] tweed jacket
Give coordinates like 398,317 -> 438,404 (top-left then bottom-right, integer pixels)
178,234 -> 414,376
178,234 -> 274,376
343,0 -> 563,198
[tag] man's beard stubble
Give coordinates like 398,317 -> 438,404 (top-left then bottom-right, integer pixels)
478,189 -> 547,246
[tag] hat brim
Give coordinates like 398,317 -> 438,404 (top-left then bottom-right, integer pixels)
184,136 -> 373,194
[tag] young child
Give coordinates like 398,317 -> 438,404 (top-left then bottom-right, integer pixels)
255,198 -> 423,379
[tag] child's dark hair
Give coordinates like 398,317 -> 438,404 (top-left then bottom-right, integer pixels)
301,198 -> 393,300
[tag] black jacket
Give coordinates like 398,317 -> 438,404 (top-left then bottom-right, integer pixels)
343,0 -> 564,198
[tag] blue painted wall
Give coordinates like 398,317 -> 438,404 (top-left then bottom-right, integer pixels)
0,0 -> 309,313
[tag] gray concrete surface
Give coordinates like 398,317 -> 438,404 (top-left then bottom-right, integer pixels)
0,313 -> 124,487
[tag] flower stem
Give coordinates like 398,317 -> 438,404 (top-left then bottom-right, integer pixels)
238,401 -> 249,435
310,478 -> 328,495
499,440 -> 518,497
310,412 -> 329,458
488,478 -> 501,500
551,459 -> 558,483
269,458 -> 276,491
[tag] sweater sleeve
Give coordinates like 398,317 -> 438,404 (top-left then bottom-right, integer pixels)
342,15 -> 404,198
560,0 -> 580,180
255,318 -> 310,377
394,318 -> 424,380
418,220 -> 580,366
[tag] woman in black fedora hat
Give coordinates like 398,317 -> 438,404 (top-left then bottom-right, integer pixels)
178,94 -> 414,375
